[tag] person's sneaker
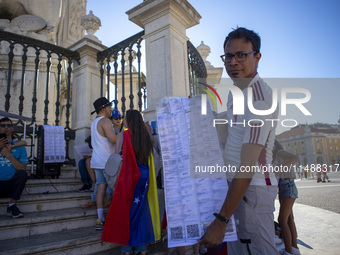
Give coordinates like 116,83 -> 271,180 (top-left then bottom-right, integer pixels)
7,204 -> 24,218
95,219 -> 105,230
81,200 -> 96,208
78,184 -> 91,192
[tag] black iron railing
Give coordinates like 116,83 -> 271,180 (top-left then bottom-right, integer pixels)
0,29 -> 207,169
187,40 -> 207,96
0,30 -> 80,165
97,31 -> 145,116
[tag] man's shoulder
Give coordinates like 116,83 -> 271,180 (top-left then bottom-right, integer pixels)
92,116 -> 108,126
97,116 -> 111,126
248,77 -> 276,111
249,77 -> 272,99
11,146 -> 29,161
11,146 -> 26,152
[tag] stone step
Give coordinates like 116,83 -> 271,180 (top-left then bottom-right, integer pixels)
0,191 -> 93,216
0,166 -> 122,254
91,239 -> 187,255
0,224 -> 183,255
0,226 -> 118,255
58,166 -> 80,179
0,216 -> 182,255
0,206 -> 104,241
23,178 -> 83,195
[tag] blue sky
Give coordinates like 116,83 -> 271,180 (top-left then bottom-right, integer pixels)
87,0 -> 340,133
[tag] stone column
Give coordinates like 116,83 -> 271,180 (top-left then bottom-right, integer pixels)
68,11 -> 105,148
126,0 -> 201,121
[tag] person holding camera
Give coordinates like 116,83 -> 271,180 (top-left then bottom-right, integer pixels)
0,117 -> 29,218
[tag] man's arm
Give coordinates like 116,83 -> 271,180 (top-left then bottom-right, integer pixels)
198,143 -> 263,247
99,118 -> 116,144
11,140 -> 27,148
0,145 -> 27,170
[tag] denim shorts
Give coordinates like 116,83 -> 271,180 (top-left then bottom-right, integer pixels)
278,179 -> 298,199
94,169 -> 107,184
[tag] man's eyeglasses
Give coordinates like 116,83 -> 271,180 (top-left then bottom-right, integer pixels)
0,124 -> 13,128
220,51 -> 257,63
113,117 -> 122,120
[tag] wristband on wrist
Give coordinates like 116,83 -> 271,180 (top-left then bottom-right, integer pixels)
213,213 -> 229,224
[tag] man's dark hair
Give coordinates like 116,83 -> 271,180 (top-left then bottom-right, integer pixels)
223,27 -> 261,53
0,117 -> 12,124
85,135 -> 92,149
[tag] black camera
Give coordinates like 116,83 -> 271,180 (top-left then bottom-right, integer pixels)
0,133 -> 8,143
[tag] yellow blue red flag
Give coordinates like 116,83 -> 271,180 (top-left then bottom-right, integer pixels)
102,129 -> 161,246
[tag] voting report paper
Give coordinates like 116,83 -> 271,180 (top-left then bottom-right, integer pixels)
157,96 -> 237,248
43,125 -> 65,163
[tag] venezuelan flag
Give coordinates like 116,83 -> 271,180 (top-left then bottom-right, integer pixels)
220,242 -> 228,254
102,129 -> 161,246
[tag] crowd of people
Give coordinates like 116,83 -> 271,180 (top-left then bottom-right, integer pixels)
83,97 -> 160,254
1,26 -> 320,255
296,165 -> 331,183
79,27 -> 304,255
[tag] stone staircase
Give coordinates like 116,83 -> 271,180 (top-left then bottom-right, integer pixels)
0,166 -> 119,255
0,166 -> 181,255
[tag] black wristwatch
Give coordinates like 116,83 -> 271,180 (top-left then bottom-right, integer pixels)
213,213 -> 229,224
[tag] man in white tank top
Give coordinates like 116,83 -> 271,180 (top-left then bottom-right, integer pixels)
90,97 -> 116,230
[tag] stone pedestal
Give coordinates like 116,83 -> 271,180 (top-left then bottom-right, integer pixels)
127,0 -> 201,121
69,38 -> 107,147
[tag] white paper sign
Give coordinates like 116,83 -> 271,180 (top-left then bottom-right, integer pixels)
157,96 -> 237,248
74,143 -> 92,157
43,125 -> 65,163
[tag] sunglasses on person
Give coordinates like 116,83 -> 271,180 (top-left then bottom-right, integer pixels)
112,116 -> 122,120
0,124 -> 13,128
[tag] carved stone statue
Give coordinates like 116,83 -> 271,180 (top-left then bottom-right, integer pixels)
197,41 -> 213,68
81,10 -> 101,43
0,0 -> 86,46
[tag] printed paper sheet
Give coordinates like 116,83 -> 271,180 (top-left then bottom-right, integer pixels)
157,96 -> 237,248
43,125 -> 65,163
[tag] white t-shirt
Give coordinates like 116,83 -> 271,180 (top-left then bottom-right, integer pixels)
224,74 -> 278,186
90,116 -> 115,169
